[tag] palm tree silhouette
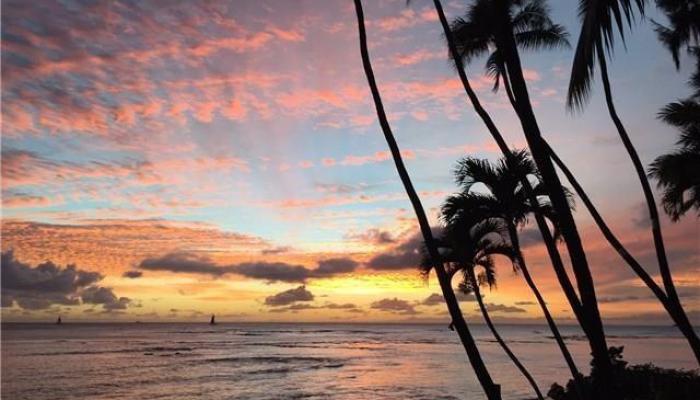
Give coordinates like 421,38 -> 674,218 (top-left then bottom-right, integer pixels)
422,217 -> 544,400
568,0 -> 700,365
430,1 -> 586,394
650,51 -> 700,221
450,0 -> 570,93
652,0 -> 700,69
649,111 -> 700,219
432,0 -> 583,361
444,0 -> 614,390
353,1 -> 501,399
652,0 -> 700,222
440,151 -> 583,392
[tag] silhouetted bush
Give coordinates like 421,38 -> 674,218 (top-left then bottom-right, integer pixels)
548,346 -> 700,400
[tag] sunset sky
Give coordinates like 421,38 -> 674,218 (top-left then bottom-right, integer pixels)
2,0 -> 698,324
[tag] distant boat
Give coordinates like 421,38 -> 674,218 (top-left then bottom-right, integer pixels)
56,316 -> 62,325
210,315 -> 216,325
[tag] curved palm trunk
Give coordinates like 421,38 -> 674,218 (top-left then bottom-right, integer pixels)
594,41 -> 700,364
543,139 -> 700,365
466,267 -> 544,400
491,6 -> 614,393
595,41 -> 677,300
432,1 -> 589,390
506,222 -> 585,388
353,2 -> 501,399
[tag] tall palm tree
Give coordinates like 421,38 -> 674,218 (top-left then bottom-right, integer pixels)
441,152 -> 584,391
422,218 -> 545,400
447,1 -> 614,390
568,0 -> 700,364
431,2 -> 588,395
432,0 -> 587,361
352,1 -> 501,399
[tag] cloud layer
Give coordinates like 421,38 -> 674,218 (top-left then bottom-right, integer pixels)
1,251 -> 130,311
138,252 -> 359,282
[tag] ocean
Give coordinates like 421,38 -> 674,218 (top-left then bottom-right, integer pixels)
1,323 -> 696,399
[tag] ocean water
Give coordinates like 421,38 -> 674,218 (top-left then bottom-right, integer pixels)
1,323 -> 696,400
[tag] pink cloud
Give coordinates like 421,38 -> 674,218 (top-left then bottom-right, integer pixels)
264,190 -> 445,210
187,32 -> 276,58
350,115 -> 376,127
1,105 -> 35,136
222,99 -> 248,121
1,148 -> 249,196
2,194 -> 57,208
394,49 -> 443,66
523,69 -> 541,82
193,102 -> 217,123
278,163 -> 292,172
411,110 -> 429,121
374,7 -> 436,32
340,150 -> 415,167
539,88 -> 558,98
268,27 -> 305,42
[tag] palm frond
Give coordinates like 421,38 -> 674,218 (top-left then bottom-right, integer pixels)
678,124 -> 700,150
458,273 -> 475,295
454,157 -> 501,191
504,148 -> 538,179
441,192 -> 504,227
652,0 -> 700,69
450,16 -> 491,64
512,0 -> 552,33
653,21 -> 684,68
567,0 -> 646,110
418,244 -> 434,281
648,148 -> 700,221
470,218 -> 509,244
485,50 -> 506,92
481,241 -> 517,259
658,100 -> 700,128
690,47 -> 700,97
516,25 -> 571,50
477,266 -> 497,290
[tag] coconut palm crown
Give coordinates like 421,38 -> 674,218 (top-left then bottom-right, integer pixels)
450,0 -> 570,92
419,217 -> 513,291
443,149 -> 573,237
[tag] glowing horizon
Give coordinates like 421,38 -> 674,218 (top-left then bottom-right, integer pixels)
2,0 -> 698,326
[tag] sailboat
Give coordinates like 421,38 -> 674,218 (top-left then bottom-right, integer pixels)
56,316 -> 62,325
209,315 -> 216,325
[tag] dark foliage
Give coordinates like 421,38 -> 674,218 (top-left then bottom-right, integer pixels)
549,347 -> 700,399
649,50 -> 700,221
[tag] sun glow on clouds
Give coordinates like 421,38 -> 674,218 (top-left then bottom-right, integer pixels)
1,0 -> 698,324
